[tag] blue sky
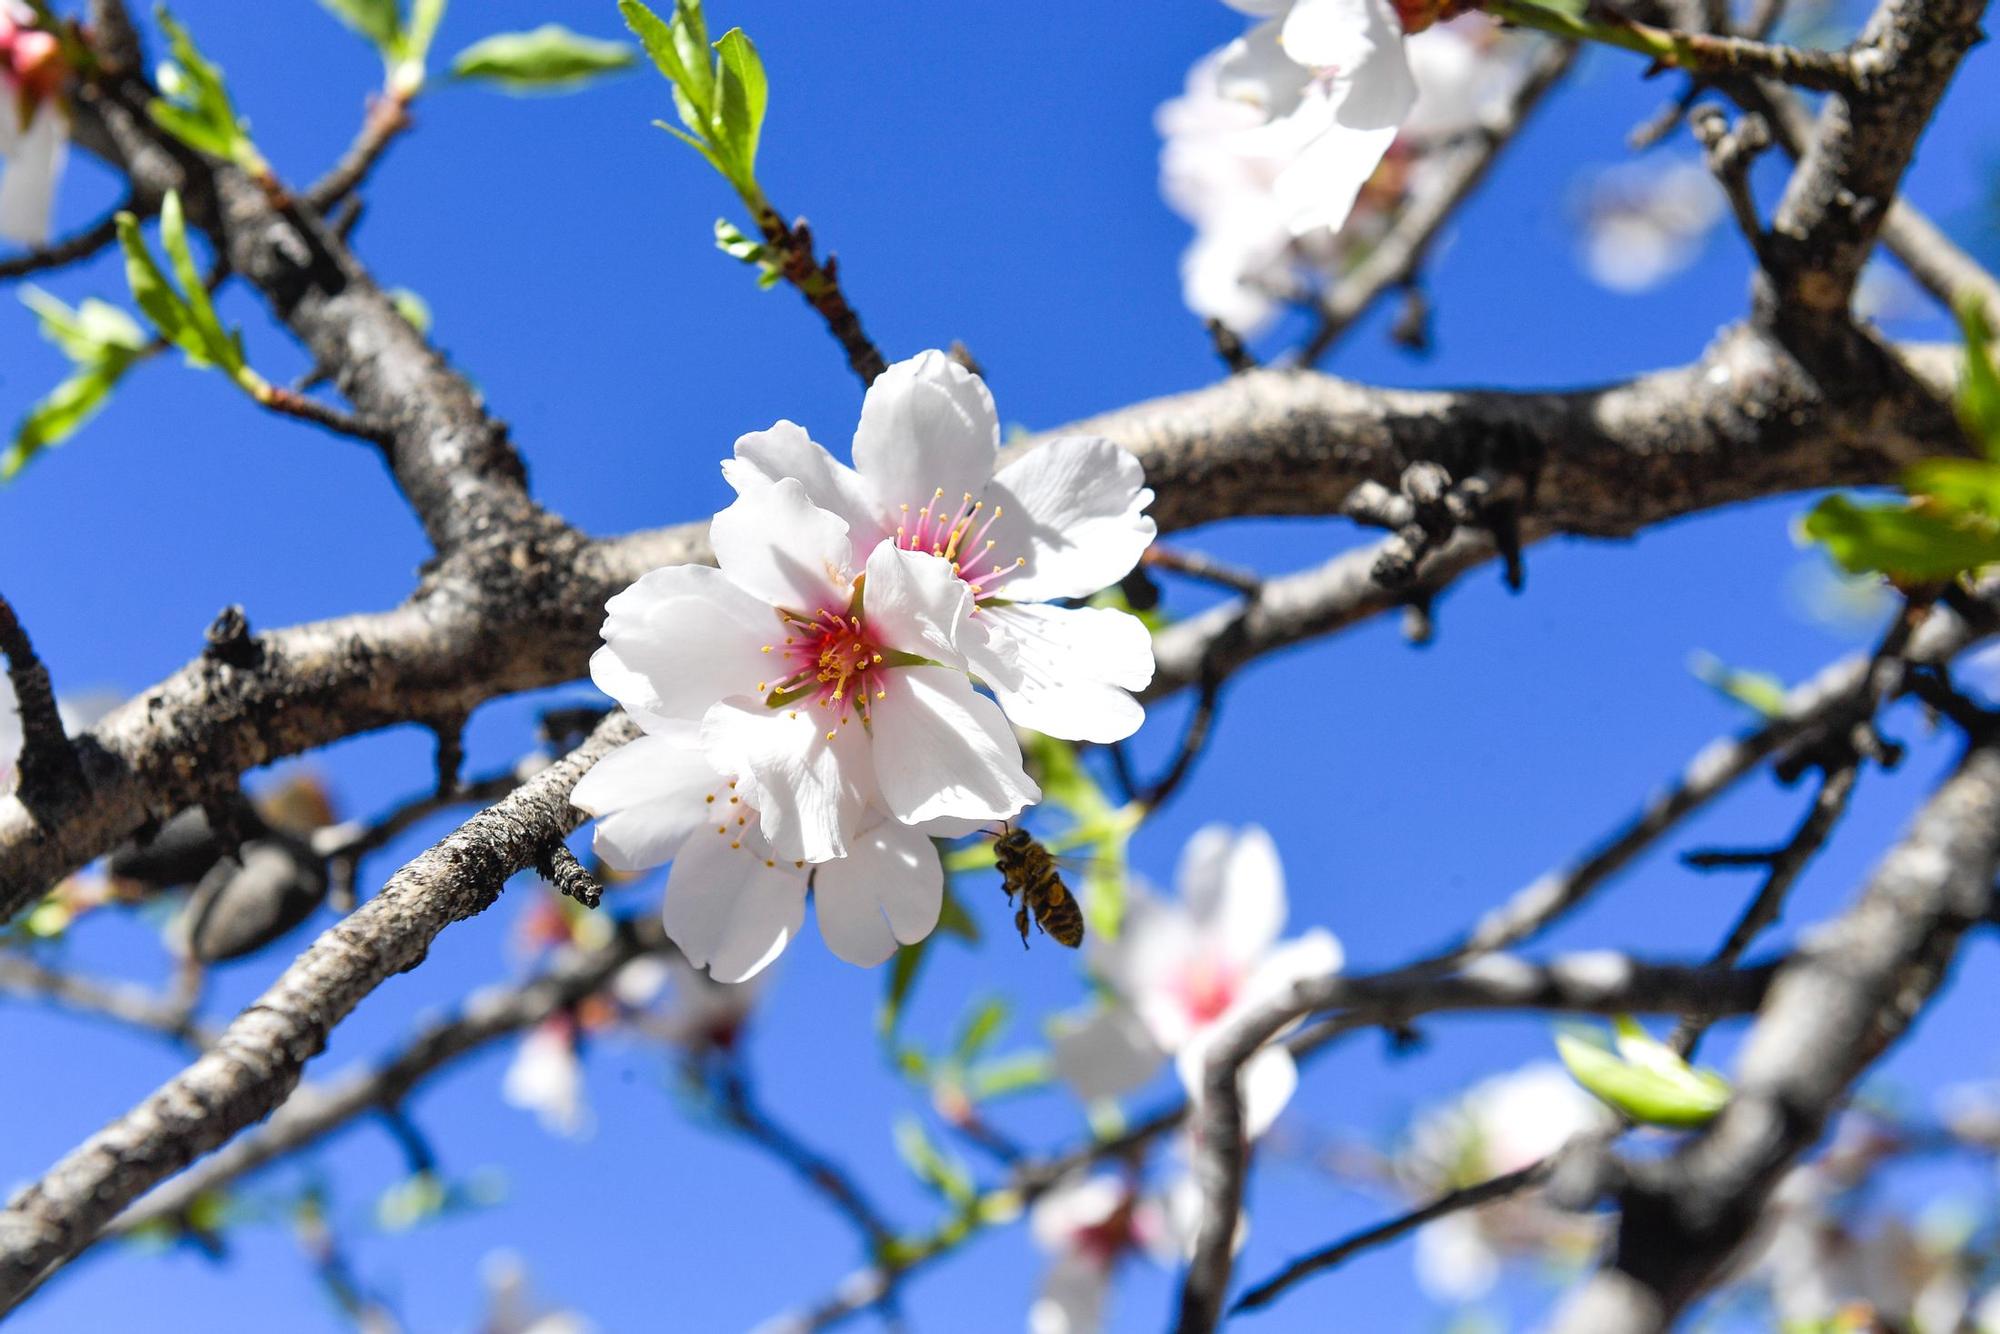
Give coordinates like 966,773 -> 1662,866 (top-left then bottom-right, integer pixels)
1,1 -> 1996,1330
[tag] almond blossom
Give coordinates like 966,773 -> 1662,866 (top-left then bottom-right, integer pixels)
1160,18 -> 1526,333
1027,1174 -> 1181,1334
0,3 -> 66,245
1211,0 -> 1453,237
1051,824 -> 1341,1138
1397,1063 -> 1610,1301
570,720 -> 956,981
587,472 -> 1038,865
502,1016 -> 591,1138
720,351 -> 1157,744
1573,156 -> 1725,294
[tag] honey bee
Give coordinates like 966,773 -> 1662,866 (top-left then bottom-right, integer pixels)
993,826 -> 1084,949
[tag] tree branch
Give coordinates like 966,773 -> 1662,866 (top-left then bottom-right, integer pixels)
1549,729 -> 2000,1330
0,712 -> 639,1311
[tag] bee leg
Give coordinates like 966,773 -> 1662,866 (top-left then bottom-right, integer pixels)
1015,905 -> 1031,948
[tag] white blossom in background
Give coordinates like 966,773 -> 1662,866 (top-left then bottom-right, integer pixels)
635,950 -> 764,1056
0,3 -> 66,245
1573,157 -> 1725,294
1397,1063 -> 1611,1301
1052,825 -> 1340,1138
1736,1111 -> 1980,1330
1027,1174 -> 1179,1334
480,1250 -> 595,1334
722,351 -> 1157,744
572,721 -> 955,981
502,1018 -> 591,1139
1159,17 -> 1528,333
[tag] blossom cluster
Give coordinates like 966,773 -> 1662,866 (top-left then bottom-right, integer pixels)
1160,0 -> 1533,334
0,1 -> 66,245
573,351 -> 1156,983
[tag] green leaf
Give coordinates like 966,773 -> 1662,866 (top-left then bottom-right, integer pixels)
314,0 -> 400,49
1957,297 -> 2000,459
448,24 -> 636,91
151,7 -> 254,167
878,930 -> 931,1044
1803,493 -> 2000,580
160,190 -> 240,374
115,209 -> 196,356
1556,1021 -> 1731,1129
713,216 -> 767,264
402,0 -> 447,66
653,120 -> 731,181
1905,458 -> 2000,518
387,286 -> 433,335
1688,651 -> 1788,719
711,27 -> 766,178
892,1116 -> 975,1206
950,996 -> 1010,1065
965,1051 -> 1053,1101
620,0 -> 698,104
23,287 -> 145,361
6,356 -> 138,481
936,881 -> 979,943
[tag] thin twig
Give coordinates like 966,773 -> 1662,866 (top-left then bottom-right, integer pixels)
0,591 -> 82,807
0,207 -> 124,282
714,1062 -> 899,1251
751,204 -> 886,386
1231,1160 -> 1551,1314
304,91 -> 414,213
1668,761 -> 1859,1058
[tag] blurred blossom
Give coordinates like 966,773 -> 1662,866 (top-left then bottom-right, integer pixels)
653,951 -> 762,1057
1735,1112 -> 1980,1329
1853,258 -> 1927,326
1027,1174 -> 1179,1334
1398,1064 -> 1611,1302
480,1250 -> 594,1334
1572,158 -> 1725,294
1159,18 -> 1530,334
502,1018 -> 591,1139
1053,825 -> 1340,1138
0,1 -> 67,245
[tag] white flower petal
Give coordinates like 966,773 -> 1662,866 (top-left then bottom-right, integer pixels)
0,103 -> 64,247
710,477 -> 855,613
1180,825 -> 1286,964
572,729 -> 725,871
663,831 -> 808,983
592,565 -> 772,726
1219,0 -> 1291,13
978,602 -> 1152,743
867,666 -> 1038,826
1282,0 -> 1418,126
1233,928 -> 1344,1018
1175,1037 -> 1298,1140
851,350 -> 999,513
1028,1254 -> 1111,1334
723,420 -> 882,541
861,543 -> 968,667
701,697 -> 873,863
812,819 -> 943,967
1273,100 -> 1398,237
1050,1003 -> 1166,1104
1216,19 -> 1313,117
987,437 -> 1155,602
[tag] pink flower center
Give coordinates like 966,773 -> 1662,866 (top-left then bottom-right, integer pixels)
1070,1200 -> 1139,1269
1178,954 -> 1241,1028
0,20 -> 64,104
893,487 -> 1025,604
760,608 -> 887,731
